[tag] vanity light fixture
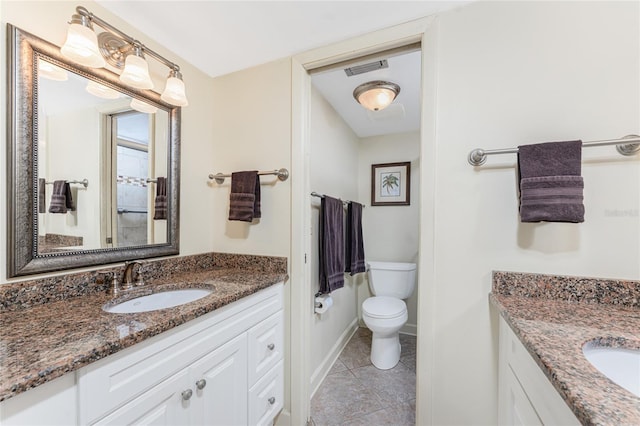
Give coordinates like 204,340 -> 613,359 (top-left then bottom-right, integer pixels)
353,80 -> 401,111
60,5 -> 188,106
130,98 -> 158,114
38,59 -> 68,81
86,80 -> 120,99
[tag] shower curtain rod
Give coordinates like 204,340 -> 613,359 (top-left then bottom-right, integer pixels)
310,192 -> 365,208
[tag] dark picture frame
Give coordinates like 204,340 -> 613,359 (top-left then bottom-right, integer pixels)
371,162 -> 411,206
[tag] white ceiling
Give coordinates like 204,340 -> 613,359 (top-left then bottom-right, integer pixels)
96,1 -> 471,136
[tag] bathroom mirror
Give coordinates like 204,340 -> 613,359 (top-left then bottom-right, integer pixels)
7,24 -> 180,277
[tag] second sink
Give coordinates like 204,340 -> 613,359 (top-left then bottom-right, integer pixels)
104,288 -> 212,314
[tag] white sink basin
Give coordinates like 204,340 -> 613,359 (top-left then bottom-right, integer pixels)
582,343 -> 640,397
104,288 -> 212,314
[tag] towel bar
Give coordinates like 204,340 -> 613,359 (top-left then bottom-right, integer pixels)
208,168 -> 289,184
44,178 -> 89,188
468,134 -> 640,166
310,192 -> 365,208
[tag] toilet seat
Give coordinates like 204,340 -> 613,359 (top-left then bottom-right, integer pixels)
362,296 -> 406,319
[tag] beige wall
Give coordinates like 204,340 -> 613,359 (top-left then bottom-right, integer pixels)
357,131 -> 420,334
209,59 -> 292,258
308,85 -> 360,392
0,1 -> 217,283
426,2 -> 640,424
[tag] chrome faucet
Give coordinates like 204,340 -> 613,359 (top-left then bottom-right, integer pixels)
122,261 -> 145,290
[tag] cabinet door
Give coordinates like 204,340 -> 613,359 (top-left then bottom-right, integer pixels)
94,370 -> 190,426
504,367 -> 542,426
189,334 -> 248,426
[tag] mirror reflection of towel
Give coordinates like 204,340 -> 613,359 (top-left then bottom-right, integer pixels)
153,177 -> 167,220
48,180 -> 74,213
38,178 -> 46,213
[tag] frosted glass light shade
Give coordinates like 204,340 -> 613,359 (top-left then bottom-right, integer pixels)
130,98 -> 157,114
60,23 -> 105,68
38,60 -> 68,81
353,81 -> 400,112
161,76 -> 189,107
120,54 -> 154,90
86,80 -> 120,99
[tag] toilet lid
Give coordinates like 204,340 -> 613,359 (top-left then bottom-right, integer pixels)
363,297 -> 406,319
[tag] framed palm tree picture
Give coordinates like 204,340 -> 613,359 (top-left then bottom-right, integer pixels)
371,162 -> 410,206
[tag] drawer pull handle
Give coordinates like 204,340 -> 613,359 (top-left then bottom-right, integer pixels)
182,389 -> 193,401
196,379 -> 207,390
268,396 -> 276,405
267,343 -> 275,351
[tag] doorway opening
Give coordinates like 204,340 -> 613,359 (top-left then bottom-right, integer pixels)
306,46 -> 422,425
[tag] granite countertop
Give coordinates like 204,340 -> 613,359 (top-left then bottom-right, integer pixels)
0,266 -> 287,403
491,271 -> 640,426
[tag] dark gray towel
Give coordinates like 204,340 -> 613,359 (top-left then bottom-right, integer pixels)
345,202 -> 366,275
229,171 -> 261,222
65,183 -> 75,211
517,140 -> 584,223
153,177 -> 167,220
319,196 -> 344,293
48,180 -> 73,213
38,178 -> 46,213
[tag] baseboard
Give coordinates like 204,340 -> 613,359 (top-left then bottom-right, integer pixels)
400,323 -> 417,336
309,318 -> 359,397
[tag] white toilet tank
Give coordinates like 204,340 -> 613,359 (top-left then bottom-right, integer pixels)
367,261 -> 416,299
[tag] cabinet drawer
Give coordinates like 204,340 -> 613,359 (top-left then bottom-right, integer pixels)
248,310 -> 284,386
249,360 -> 284,426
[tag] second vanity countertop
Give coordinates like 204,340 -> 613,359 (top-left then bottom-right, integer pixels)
491,276 -> 640,425
0,267 -> 287,403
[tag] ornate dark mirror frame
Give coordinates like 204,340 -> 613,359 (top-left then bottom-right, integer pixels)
6,24 -> 180,277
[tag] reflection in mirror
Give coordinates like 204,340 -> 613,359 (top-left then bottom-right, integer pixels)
7,25 -> 180,277
36,59 -> 169,254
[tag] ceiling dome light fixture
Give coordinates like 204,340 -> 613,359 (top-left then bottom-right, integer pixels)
59,6 -> 188,107
353,80 -> 401,111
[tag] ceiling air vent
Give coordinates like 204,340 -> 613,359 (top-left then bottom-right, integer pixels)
344,59 -> 388,77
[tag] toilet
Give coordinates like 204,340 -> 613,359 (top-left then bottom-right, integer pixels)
362,261 -> 416,370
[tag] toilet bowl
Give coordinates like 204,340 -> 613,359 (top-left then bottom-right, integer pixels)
362,296 -> 408,369
362,261 -> 416,370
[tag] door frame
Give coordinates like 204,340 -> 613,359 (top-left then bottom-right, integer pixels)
288,16 -> 439,425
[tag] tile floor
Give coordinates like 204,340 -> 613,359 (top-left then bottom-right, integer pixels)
310,328 -> 417,426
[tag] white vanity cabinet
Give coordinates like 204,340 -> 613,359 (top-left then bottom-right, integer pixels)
0,283 -> 284,426
498,317 -> 580,426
